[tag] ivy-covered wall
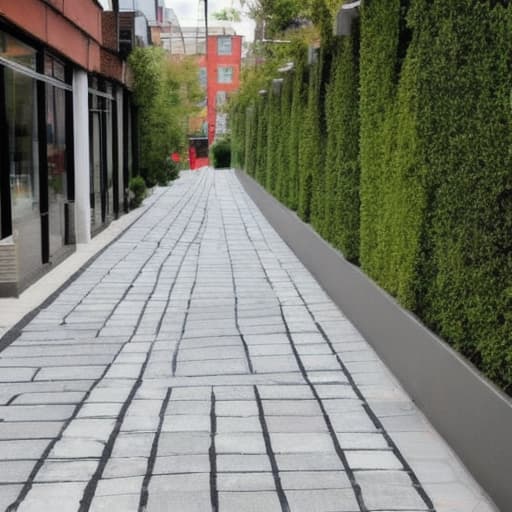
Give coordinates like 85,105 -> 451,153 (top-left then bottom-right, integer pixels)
231,0 -> 512,394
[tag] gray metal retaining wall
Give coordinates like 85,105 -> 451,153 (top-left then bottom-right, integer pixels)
236,169 -> 512,511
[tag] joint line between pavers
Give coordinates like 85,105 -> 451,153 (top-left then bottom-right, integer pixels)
209,387 -> 219,512
254,385 -> 290,512
138,387 -> 173,512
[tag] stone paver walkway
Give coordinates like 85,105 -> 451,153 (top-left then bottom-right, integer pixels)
0,169 -> 495,512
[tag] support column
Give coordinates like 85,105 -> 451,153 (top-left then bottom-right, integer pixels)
115,86 -> 124,217
73,69 -> 91,244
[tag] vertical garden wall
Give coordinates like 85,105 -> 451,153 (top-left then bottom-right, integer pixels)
231,0 -> 512,394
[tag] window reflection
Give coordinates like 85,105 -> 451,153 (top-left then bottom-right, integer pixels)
4,66 -> 42,275
0,33 -> 36,70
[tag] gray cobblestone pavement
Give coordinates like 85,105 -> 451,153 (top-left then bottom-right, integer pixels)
0,170 -> 496,511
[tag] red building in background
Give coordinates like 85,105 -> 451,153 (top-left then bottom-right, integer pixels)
164,24 -> 243,169
203,33 -> 242,145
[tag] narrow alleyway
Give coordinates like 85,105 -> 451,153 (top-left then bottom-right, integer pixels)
0,170 -> 492,512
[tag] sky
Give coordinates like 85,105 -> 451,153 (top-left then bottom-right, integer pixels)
167,0 -> 255,42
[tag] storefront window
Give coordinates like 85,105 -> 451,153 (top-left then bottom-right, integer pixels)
89,79 -> 114,232
45,54 -> 68,257
4,66 -> 41,277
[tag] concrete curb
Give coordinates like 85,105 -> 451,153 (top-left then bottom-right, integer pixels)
236,169 -> 512,511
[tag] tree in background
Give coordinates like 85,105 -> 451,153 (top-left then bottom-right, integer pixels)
129,47 -> 202,186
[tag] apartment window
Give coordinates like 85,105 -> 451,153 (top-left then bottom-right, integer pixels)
216,91 -> 227,107
199,67 -> 207,88
217,66 -> 233,84
217,37 -> 232,55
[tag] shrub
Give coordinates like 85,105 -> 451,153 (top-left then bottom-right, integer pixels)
211,138 -> 232,168
128,176 -> 147,209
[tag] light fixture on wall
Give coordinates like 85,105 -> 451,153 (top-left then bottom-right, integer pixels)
278,62 -> 294,73
272,78 -> 284,93
334,0 -> 362,37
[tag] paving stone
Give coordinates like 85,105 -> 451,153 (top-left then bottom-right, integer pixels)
89,494 -> 140,512
217,454 -> 272,473
0,439 -> 49,460
153,454 -> 210,475
275,453 -> 344,471
0,405 -> 75,422
346,450 -> 403,470
77,402 -> 123,418
279,470 -> 350,490
49,438 -> 105,459
216,400 -> 259,417
251,355 -> 300,373
216,416 -> 262,433
165,400 -> 211,415
219,491 -> 282,512
13,392 -> 86,405
16,482 -> 85,512
121,415 -> 160,432
157,433 -> 211,455
176,359 -> 249,376
35,459 -> 99,482
103,457 -> 148,478
285,488 -> 359,512
35,366 -> 106,381
215,433 -> 266,454
360,481 -> 428,510
95,476 -> 143,496
262,400 -> 322,417
63,418 -> 116,441
112,433 -> 154,457
148,473 -> 210,492
265,415 -> 328,433
161,414 -> 210,432
269,433 -> 334,453
213,386 -> 257,400
217,472 -> 275,491
0,460 -> 38,483
145,490 -> 211,512
0,421 -> 64,440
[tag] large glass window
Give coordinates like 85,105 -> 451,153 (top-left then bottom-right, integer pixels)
4,66 -> 41,277
45,54 -> 68,257
217,66 -> 233,84
217,37 -> 232,56
89,79 -> 114,232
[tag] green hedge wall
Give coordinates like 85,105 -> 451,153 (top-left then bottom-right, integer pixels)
230,0 -> 512,394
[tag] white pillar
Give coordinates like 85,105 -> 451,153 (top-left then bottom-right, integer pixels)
116,87 -> 124,213
73,69 -> 91,244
